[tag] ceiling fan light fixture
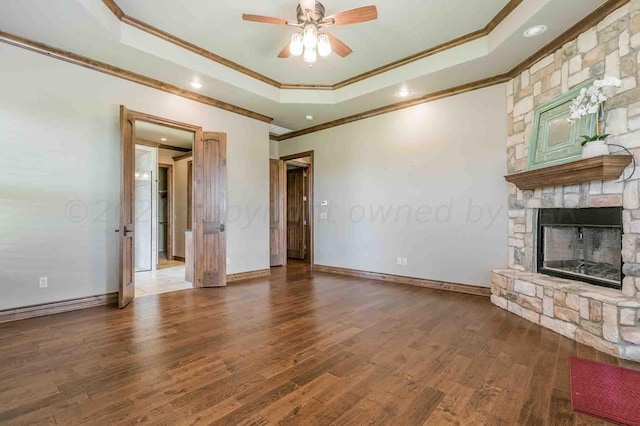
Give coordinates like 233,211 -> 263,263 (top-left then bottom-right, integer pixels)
317,34 -> 332,57
303,24 -> 318,49
304,45 -> 317,63
290,33 -> 304,56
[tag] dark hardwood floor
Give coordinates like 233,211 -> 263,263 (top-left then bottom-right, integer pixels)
0,262 -> 637,425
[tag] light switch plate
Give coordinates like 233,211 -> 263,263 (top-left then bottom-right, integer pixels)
320,200 -> 328,206
320,212 -> 328,220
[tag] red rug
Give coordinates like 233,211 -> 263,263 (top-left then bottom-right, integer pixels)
569,357 -> 640,425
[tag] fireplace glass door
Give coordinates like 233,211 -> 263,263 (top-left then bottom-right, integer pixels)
537,208 -> 623,289
541,226 -> 622,286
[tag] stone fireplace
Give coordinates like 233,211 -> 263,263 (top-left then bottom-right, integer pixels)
491,3 -> 640,362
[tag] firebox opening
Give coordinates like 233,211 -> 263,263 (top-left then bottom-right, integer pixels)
536,207 -> 623,290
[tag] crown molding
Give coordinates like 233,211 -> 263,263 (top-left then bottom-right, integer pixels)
508,0 -> 630,76
273,0 -> 630,141
2,0 -> 626,140
273,74 -> 512,141
0,30 -> 272,123
120,14 -> 283,88
102,0 -> 523,91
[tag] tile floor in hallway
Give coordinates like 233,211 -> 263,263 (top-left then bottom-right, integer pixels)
134,263 -> 192,298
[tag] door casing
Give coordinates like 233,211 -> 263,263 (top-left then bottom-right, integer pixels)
119,107 -> 227,306
280,151 -> 314,267
270,159 -> 286,267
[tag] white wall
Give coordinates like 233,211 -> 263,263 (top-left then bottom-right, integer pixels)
278,85 -> 509,287
134,146 -> 157,271
0,43 -> 270,310
269,140 -> 279,159
158,148 -> 191,259
172,156 -> 192,258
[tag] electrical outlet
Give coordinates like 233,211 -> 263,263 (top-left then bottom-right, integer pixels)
39,277 -> 48,288
397,257 -> 403,265
320,212 -> 328,220
402,258 -> 408,266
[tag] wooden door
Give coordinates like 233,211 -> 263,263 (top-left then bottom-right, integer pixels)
187,160 -> 193,229
118,106 -> 135,308
158,164 -> 173,262
270,159 -> 286,266
287,168 -> 305,260
303,166 -> 310,261
193,131 -> 227,287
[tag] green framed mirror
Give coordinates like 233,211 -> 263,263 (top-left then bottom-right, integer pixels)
527,81 -> 597,170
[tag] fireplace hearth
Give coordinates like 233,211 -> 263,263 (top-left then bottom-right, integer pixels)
537,208 -> 623,289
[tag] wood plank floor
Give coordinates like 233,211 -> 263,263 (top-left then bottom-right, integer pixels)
1,262 -> 638,425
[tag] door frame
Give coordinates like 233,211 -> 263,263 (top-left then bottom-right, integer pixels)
270,159 -> 286,267
187,160 -> 193,230
158,162 -> 173,264
280,151 -> 314,268
121,107 -> 227,305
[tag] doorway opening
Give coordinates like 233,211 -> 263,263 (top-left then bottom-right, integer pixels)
271,151 -> 314,267
134,121 -> 194,298
119,107 -> 228,308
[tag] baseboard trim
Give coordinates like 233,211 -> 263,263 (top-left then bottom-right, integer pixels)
173,256 -> 186,262
0,292 -> 119,324
227,268 -> 271,283
313,265 -> 490,297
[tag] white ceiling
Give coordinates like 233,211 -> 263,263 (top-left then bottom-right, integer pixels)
116,0 -> 510,85
0,0 -> 608,133
135,121 -> 194,150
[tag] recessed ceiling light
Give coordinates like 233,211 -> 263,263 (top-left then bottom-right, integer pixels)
306,115 -> 314,121
190,79 -> 204,90
396,88 -> 411,98
160,138 -> 167,142
523,25 -> 548,38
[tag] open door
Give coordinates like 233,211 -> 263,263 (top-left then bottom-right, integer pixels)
193,131 -> 227,287
118,106 -> 135,308
270,159 -> 286,266
287,168 -> 306,260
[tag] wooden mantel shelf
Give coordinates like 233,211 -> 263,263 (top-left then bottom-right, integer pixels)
504,155 -> 632,190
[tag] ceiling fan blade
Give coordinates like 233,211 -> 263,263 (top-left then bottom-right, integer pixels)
278,44 -> 291,58
242,14 -> 292,25
324,6 -> 378,26
325,32 -> 353,57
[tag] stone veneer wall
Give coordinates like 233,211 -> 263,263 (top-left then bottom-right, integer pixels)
506,2 -> 640,299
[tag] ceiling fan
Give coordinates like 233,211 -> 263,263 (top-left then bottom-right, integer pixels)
242,0 -> 378,63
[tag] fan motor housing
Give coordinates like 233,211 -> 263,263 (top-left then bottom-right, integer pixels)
296,1 -> 326,23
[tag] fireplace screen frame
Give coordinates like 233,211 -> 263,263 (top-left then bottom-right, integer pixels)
536,207 -> 623,290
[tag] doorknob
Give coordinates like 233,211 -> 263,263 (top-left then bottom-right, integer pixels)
217,224 -> 225,233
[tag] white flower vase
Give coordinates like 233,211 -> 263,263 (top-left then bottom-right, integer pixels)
582,140 -> 610,159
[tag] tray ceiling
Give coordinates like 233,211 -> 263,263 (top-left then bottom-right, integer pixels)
115,0 -> 510,85
0,0 -> 611,133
